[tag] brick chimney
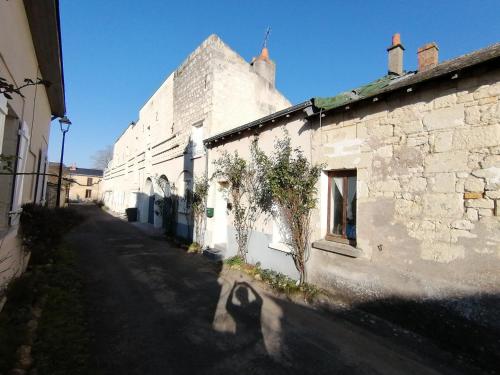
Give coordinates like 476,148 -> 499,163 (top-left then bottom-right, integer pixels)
418,42 -> 439,72
251,46 -> 276,87
387,33 -> 405,76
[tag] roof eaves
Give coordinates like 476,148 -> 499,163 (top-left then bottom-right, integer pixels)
204,100 -> 312,146
23,0 -> 66,117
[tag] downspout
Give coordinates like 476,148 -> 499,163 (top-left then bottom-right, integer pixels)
203,142 -> 209,250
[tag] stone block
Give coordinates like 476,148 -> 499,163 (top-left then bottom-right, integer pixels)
407,177 -> 427,192
472,167 -> 500,188
457,93 -> 474,104
432,131 -> 453,152
495,200 -> 499,216
478,208 -> 494,217
400,120 -> 424,134
451,219 -> 474,230
433,92 -> 457,109
453,125 -> 500,150
424,151 -> 468,173
423,193 -> 463,217
489,83 -> 500,96
423,105 -> 464,131
429,173 -> 456,193
481,155 -> 500,168
464,107 -> 480,125
395,198 -> 422,217
407,135 -> 428,147
369,124 -> 394,138
485,190 -> 500,199
464,177 -> 485,192
478,96 -> 498,106
473,87 -> 491,100
464,192 -> 483,199
465,198 -> 494,209
466,208 -> 479,221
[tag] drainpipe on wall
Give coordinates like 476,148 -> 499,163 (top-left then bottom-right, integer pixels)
203,143 -> 209,250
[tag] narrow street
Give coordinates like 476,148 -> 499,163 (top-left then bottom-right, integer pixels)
69,206 -> 471,375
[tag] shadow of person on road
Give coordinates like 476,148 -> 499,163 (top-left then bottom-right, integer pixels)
226,281 -> 264,345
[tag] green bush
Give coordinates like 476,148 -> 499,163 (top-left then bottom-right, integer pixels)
224,255 -> 245,267
20,204 -> 83,265
187,242 -> 201,253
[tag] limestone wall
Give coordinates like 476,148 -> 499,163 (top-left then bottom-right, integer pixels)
103,34 -> 290,237
309,66 -> 500,296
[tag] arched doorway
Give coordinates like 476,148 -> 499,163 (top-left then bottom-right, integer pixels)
143,178 -> 154,224
155,175 -> 172,230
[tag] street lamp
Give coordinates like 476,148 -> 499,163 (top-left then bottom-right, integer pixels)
56,116 -> 71,207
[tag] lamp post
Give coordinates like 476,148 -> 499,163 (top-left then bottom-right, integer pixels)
56,116 -> 71,207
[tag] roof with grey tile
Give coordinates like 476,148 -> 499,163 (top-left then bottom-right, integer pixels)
68,168 -> 103,177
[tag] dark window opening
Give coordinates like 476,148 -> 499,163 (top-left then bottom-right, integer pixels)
85,189 -> 92,198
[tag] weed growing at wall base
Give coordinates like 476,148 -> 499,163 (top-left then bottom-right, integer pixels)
224,256 -> 320,303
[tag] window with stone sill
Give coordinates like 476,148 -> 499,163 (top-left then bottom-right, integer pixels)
326,170 -> 357,246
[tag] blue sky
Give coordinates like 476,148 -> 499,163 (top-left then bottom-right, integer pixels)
48,0 -> 500,167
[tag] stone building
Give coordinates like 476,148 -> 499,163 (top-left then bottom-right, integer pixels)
203,36 -> 500,322
66,165 -> 103,202
102,35 -> 290,238
45,162 -> 70,208
0,0 -> 66,298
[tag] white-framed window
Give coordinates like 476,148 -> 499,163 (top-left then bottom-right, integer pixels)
268,206 -> 293,253
191,121 -> 204,158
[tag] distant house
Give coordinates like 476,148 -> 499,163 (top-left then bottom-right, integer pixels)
46,162 -> 70,208
67,165 -> 103,202
0,0 -> 66,298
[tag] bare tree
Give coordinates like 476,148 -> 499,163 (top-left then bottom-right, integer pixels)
91,145 -> 113,170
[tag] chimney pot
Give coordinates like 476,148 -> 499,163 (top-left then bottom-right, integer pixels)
418,42 -> 439,72
392,33 -> 401,47
387,33 -> 405,76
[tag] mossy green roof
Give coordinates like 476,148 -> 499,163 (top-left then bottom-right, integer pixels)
313,75 -> 399,111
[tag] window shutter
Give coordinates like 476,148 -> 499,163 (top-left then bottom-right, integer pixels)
11,121 -> 30,223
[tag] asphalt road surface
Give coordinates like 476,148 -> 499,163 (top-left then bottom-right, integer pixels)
68,206 -> 476,375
